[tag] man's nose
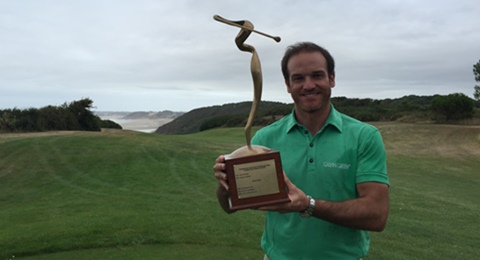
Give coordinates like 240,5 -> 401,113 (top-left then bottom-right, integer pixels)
303,76 -> 316,89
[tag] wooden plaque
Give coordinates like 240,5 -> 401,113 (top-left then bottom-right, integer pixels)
224,150 -> 290,210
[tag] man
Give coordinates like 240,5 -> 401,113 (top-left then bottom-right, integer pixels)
213,42 -> 389,259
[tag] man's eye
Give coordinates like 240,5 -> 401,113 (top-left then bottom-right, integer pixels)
312,73 -> 324,79
291,76 -> 303,82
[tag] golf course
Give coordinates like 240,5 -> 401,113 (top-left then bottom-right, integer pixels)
1,123 -> 479,259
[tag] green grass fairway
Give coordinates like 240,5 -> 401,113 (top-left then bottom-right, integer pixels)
1,124 -> 479,259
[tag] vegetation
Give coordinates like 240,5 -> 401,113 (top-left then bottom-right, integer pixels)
430,93 -> 475,122
473,59 -> 480,100
0,124 -> 478,259
331,95 -> 435,122
155,101 -> 285,134
0,98 -> 121,133
2,94 -> 477,135
159,95 -> 479,135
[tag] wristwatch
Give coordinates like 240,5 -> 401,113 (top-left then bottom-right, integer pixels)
300,195 -> 315,218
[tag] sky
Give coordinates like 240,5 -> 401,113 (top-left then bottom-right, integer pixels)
1,0 -> 479,112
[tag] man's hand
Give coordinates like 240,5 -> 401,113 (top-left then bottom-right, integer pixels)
213,155 -> 235,213
258,173 -> 310,213
213,155 -> 229,191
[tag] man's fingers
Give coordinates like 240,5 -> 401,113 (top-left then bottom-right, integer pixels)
283,172 -> 295,190
215,155 -> 225,163
213,157 -> 229,190
214,171 -> 227,180
213,155 -> 226,172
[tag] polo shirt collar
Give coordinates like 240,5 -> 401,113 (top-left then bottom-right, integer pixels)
285,104 -> 343,134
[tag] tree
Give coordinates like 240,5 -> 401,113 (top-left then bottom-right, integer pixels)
474,60 -> 480,100
39,105 -> 78,131
17,108 -> 42,131
0,110 -> 16,132
475,86 -> 480,101
431,93 -> 475,122
66,98 -> 100,131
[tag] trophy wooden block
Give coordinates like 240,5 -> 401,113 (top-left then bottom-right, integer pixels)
225,148 -> 290,210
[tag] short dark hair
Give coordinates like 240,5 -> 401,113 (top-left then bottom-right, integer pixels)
281,42 -> 335,82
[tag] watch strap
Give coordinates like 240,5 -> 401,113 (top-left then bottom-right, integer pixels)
300,195 -> 315,218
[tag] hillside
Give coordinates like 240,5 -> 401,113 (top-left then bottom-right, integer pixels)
154,101 -> 287,134
155,95 -> 480,135
374,122 -> 480,159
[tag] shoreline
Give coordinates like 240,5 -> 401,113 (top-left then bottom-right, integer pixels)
100,117 -> 173,133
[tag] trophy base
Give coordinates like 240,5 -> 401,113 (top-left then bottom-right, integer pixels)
224,145 -> 290,210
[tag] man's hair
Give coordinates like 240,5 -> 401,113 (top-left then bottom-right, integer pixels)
281,42 -> 335,82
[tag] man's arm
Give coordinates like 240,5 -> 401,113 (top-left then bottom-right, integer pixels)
260,175 -> 389,232
313,182 -> 389,231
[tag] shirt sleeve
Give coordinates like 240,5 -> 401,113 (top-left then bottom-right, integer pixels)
356,129 -> 389,186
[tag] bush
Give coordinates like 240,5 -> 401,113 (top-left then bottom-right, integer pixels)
98,119 -> 122,129
430,93 -> 475,122
0,98 -> 107,133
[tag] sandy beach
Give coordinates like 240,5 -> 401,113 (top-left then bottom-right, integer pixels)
100,115 -> 173,133
117,118 -> 173,133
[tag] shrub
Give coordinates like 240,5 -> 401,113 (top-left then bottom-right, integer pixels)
430,93 -> 475,122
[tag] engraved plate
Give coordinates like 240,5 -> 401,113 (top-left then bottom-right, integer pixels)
234,159 -> 279,199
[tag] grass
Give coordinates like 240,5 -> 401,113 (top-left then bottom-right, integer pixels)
369,156 -> 479,259
0,123 -> 479,259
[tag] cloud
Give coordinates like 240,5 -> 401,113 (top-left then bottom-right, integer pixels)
0,0 -> 479,111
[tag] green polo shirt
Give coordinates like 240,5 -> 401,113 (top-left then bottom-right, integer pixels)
251,105 -> 389,260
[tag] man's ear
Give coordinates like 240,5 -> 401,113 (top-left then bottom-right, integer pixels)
329,72 -> 336,88
285,80 -> 292,93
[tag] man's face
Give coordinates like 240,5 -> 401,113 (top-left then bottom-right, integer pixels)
286,51 -> 335,113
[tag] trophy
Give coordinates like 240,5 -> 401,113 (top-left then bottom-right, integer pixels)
214,15 -> 290,210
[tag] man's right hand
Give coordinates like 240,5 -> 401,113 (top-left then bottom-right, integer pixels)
213,155 -> 229,191
213,155 -> 235,213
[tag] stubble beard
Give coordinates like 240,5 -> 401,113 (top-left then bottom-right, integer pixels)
301,103 -> 324,113
298,93 -> 331,114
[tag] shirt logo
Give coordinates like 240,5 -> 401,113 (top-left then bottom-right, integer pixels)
323,162 -> 351,169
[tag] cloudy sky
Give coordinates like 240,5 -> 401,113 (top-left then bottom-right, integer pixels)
1,0 -> 479,112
